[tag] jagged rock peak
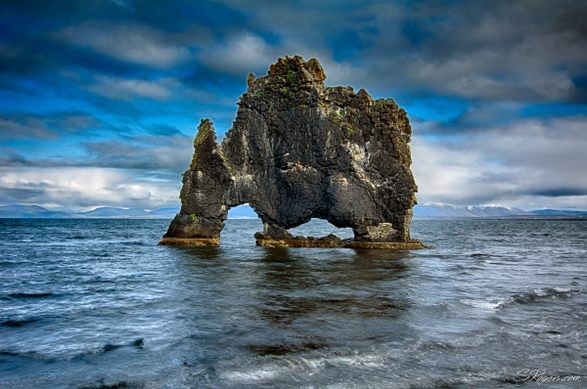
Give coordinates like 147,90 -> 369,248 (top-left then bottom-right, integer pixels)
161,56 -> 422,249
268,55 -> 326,83
247,56 -> 326,90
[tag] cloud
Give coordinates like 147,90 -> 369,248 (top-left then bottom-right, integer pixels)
0,112 -> 98,140
412,116 -> 587,209
0,166 -> 180,209
364,0 -> 587,101
231,0 -> 586,101
87,75 -> 175,100
146,124 -> 183,136
197,32 -> 362,92
82,133 -> 193,174
0,129 -> 194,174
199,33 -> 277,75
57,22 -> 190,68
0,116 -> 56,140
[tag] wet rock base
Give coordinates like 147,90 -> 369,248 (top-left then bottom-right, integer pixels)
160,234 -> 425,249
159,237 -> 220,246
254,232 -> 426,249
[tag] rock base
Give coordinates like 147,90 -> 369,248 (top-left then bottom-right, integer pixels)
159,237 -> 220,246
341,240 -> 427,250
255,233 -> 342,248
159,234 -> 426,250
254,232 -> 426,250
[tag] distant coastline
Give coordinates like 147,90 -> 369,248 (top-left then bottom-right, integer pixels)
1,203 -> 585,220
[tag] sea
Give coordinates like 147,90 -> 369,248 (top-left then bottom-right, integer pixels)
0,218 -> 585,388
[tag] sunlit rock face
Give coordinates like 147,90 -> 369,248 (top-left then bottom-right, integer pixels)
161,56 -> 422,249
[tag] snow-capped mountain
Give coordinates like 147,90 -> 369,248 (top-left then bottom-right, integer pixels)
414,203 -> 530,218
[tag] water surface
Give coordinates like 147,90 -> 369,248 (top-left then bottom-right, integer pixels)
0,219 -> 585,388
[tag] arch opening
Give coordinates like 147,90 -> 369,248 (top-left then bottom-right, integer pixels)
289,219 -> 354,240
220,204 -> 263,247
223,205 -> 354,248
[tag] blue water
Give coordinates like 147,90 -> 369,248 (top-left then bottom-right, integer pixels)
0,218 -> 585,388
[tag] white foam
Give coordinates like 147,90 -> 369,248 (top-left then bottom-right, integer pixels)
221,351 -> 386,383
221,365 -> 285,382
461,298 -> 509,311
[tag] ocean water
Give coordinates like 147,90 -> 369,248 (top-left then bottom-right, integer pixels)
0,218 -> 585,388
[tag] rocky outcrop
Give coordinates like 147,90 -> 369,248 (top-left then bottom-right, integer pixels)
161,56 -> 423,249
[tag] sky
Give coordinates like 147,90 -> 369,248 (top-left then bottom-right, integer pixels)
0,0 -> 586,211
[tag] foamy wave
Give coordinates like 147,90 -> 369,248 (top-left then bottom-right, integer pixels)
221,365 -> 286,382
221,351 -> 386,383
461,298 -> 509,311
511,287 -> 576,304
461,287 -> 580,312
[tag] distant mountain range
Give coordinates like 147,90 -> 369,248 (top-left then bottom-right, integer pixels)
0,205 -> 178,219
413,203 -> 587,218
0,203 -> 585,219
0,204 -> 73,219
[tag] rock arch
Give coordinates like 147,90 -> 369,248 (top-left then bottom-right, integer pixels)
161,56 -> 423,249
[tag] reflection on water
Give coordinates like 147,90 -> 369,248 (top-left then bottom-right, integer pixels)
171,245 -> 225,260
168,242 -> 415,369
256,247 -> 411,326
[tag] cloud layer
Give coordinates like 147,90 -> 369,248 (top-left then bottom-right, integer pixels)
0,0 -> 585,210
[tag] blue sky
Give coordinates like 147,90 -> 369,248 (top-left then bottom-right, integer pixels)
0,0 -> 586,211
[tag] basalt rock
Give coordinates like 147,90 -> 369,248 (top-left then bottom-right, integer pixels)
161,56 -> 422,249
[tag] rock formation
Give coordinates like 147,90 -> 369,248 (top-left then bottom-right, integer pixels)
161,56 -> 423,249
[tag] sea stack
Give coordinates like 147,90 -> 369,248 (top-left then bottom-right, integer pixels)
161,56 -> 423,249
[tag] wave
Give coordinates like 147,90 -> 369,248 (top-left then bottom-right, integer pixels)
78,379 -> 139,389
221,349 -> 390,384
0,350 -> 56,362
461,298 -> 509,311
68,338 -> 146,362
1,318 -> 39,327
461,287 -> 580,312
7,292 -> 53,299
469,252 -> 492,258
101,338 -> 144,354
511,287 -> 576,304
246,341 -> 327,356
125,241 -> 147,246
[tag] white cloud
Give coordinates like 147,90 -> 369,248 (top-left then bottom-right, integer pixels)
87,75 -> 175,100
279,42 -> 362,86
58,23 -> 190,68
199,33 -> 277,75
411,116 -> 587,209
198,30 -> 363,91
400,56 -> 577,101
0,167 -> 180,209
